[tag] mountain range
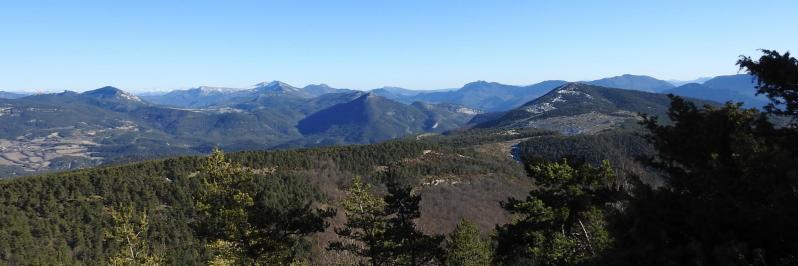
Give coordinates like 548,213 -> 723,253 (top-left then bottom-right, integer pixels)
0,73 -> 764,177
667,77 -> 713,86
0,91 -> 29,99
0,85 -> 478,176
662,74 -> 766,108
138,73 -> 760,112
373,74 -> 758,111
141,81 -> 355,107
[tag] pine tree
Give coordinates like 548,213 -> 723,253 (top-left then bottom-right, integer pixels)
195,148 -> 258,264
494,159 -> 620,265
105,204 -> 164,266
330,178 -> 445,265
611,95 -> 798,265
444,219 -> 491,266
737,49 -> 798,118
195,148 -> 333,265
383,181 -> 444,265
328,176 -> 391,265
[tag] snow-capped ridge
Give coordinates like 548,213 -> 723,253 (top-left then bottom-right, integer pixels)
252,81 -> 300,91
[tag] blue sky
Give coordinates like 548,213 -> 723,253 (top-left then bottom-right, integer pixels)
1,0 -> 796,92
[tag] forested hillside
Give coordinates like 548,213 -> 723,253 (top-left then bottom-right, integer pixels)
1,50 -> 797,265
0,128 -> 548,264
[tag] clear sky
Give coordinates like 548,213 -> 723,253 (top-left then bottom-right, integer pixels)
1,0 -> 796,92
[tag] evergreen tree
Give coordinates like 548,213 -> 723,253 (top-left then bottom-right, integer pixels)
737,49 -> 798,118
383,181 -> 444,265
105,204 -> 164,266
328,176 -> 392,265
195,148 -> 333,265
494,159 -> 620,265
611,95 -> 798,265
444,219 -> 492,266
330,178 -> 445,265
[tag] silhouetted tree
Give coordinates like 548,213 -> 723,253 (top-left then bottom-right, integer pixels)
611,91 -> 798,264
383,181 -> 445,265
737,49 -> 798,119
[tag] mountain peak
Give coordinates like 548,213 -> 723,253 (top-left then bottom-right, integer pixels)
84,86 -> 123,94
252,80 -> 295,89
462,80 -> 497,88
302,84 -> 346,97
304,83 -> 331,89
557,82 -> 589,90
477,83 -> 691,133
81,86 -> 142,102
587,74 -> 674,92
252,80 -> 306,96
517,82 -> 595,111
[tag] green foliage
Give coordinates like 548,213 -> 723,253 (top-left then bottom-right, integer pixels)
519,130 -> 661,185
194,148 -> 334,265
494,159 -> 621,265
328,176 -> 391,265
0,131 -> 531,264
106,205 -> 165,266
0,158 -> 208,265
195,148 -> 258,264
330,177 -> 445,265
444,219 -> 492,266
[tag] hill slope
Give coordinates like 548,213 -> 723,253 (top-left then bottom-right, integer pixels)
0,91 -> 29,99
296,93 -> 477,144
477,83 -> 699,134
0,130 -> 543,264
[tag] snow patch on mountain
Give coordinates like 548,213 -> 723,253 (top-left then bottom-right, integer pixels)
523,102 -> 556,114
557,84 -> 594,99
196,86 -> 244,95
118,91 -> 143,102
456,107 -> 480,115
